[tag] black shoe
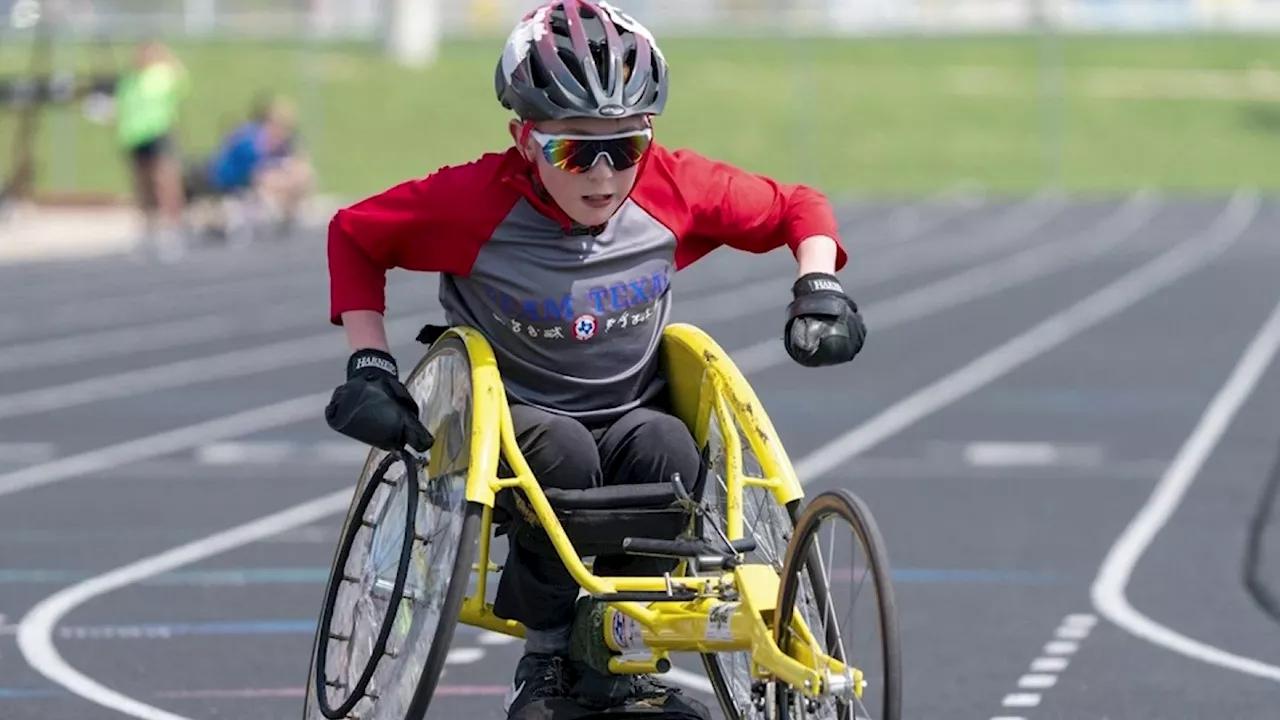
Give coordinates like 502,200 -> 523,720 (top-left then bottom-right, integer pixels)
503,652 -> 574,718
570,662 -> 680,711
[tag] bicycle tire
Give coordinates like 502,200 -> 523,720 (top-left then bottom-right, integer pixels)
775,488 -> 902,720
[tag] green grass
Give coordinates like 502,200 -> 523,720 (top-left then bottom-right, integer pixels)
4,33 -> 1280,199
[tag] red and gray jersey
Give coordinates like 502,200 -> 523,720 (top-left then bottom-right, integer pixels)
328,143 -> 848,423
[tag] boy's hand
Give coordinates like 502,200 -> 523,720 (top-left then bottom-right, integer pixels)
325,349 -> 433,452
784,272 -> 867,367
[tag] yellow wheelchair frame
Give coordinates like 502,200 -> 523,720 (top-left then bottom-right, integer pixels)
448,323 -> 853,691
307,321 -> 898,720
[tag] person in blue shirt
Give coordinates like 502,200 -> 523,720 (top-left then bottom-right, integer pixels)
200,94 -> 313,233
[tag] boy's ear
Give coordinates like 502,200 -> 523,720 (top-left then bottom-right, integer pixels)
508,119 -> 530,162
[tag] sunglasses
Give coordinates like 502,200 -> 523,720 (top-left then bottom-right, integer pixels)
528,127 -> 653,174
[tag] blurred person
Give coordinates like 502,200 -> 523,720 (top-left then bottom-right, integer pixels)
321,1 -> 867,718
200,93 -> 314,236
113,39 -> 189,262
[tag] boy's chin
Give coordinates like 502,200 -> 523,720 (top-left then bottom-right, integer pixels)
565,196 -> 622,227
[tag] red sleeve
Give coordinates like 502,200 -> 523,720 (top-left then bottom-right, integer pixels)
327,151 -> 522,325
631,144 -> 847,271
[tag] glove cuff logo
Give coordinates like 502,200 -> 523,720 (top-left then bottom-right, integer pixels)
352,354 -> 397,376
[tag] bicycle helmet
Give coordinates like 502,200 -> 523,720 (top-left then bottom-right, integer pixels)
495,0 -> 669,122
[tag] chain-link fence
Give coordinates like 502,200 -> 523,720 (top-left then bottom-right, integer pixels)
4,0 -> 1280,201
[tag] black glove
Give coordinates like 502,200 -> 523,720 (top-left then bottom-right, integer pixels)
784,272 -> 867,367
325,348 -> 433,452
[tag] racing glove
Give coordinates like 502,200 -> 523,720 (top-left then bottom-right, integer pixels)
784,272 -> 867,368
324,349 -> 433,452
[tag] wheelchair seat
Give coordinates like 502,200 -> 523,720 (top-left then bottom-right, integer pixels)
543,483 -> 679,511
498,462 -> 708,561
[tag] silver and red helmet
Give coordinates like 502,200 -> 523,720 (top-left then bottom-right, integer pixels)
495,0 -> 669,122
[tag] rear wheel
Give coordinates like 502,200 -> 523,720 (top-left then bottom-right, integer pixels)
774,488 -> 901,720
302,335 -> 480,720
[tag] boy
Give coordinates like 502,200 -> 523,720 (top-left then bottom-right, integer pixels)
323,1 -> 866,717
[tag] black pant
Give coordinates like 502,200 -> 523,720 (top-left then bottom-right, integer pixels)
492,402 -> 702,631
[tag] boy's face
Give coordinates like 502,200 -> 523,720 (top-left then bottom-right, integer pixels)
512,115 -> 651,227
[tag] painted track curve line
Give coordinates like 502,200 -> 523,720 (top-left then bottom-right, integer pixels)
16,490 -> 354,720
1091,291 -> 1280,683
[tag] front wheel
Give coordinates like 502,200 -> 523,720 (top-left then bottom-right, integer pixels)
774,488 -> 902,720
303,334 -> 482,720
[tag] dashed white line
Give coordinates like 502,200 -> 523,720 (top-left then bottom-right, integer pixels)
1043,640 -> 1078,655
988,613 -> 1097,720
1055,624 -> 1091,640
1017,673 -> 1058,689
1001,693 -> 1041,708
1030,656 -> 1070,673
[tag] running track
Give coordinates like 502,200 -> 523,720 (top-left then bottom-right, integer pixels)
1,189 -> 1278,720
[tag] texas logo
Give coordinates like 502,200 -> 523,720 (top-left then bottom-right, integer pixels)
572,314 -> 598,341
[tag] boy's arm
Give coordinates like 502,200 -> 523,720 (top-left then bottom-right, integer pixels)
645,146 -> 865,367
327,155 -> 516,345
653,147 -> 848,274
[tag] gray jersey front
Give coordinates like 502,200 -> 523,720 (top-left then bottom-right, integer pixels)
439,197 -> 677,423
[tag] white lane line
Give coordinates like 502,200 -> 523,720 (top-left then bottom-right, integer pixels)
1091,288 -> 1280,683
791,188 -> 1257,483
693,193 -> 1064,326
18,490 -> 354,720
732,189 -> 1161,375
0,314 -> 432,420
987,613 -> 1096,720
0,393 -> 328,499
0,197 -> 1134,492
0,271 -> 321,343
0,195 -> 1061,420
0,257 -> 782,373
11,192 -> 1243,718
194,442 -> 301,466
0,280 -> 417,373
878,181 -> 985,242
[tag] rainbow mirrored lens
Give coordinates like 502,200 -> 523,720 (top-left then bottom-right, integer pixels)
534,129 -> 652,174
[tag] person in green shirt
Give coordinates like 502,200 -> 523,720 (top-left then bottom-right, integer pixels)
114,40 -> 189,262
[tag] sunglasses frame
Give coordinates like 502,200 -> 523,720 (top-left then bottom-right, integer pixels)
528,127 -> 654,174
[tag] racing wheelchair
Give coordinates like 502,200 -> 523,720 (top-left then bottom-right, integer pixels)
302,323 -> 902,720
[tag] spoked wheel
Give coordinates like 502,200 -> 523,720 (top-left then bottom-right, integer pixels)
303,336 -> 481,720
696,411 -> 801,720
773,488 -> 901,720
